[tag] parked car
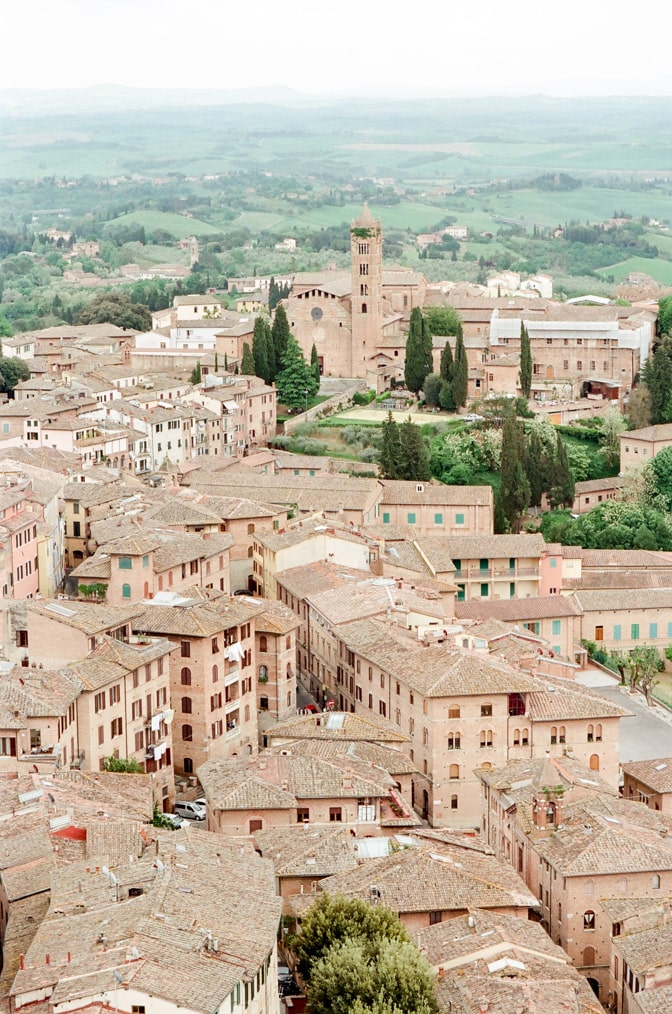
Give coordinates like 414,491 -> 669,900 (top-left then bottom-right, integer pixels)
174,800 -> 206,821
165,813 -> 188,829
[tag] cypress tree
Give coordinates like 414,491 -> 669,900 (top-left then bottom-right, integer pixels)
399,417 -> 431,481
404,308 -> 432,393
264,320 -> 276,381
519,322 -> 532,398
275,335 -> 316,410
500,408 -> 530,532
451,328 -> 468,409
310,343 -> 321,390
252,316 -> 270,383
241,342 -> 255,376
547,433 -> 575,509
438,381 -> 456,411
440,337 -> 454,385
643,341 -> 672,424
379,412 -> 402,479
271,303 -> 291,367
525,431 -> 545,508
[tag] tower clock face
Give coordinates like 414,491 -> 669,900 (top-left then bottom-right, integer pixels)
311,306 -> 323,321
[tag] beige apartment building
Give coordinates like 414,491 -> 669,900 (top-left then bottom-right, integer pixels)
255,600 -> 300,732
436,532 -> 547,602
622,758 -> 672,815
71,530 -> 233,602
456,594 -> 583,659
133,595 -> 265,777
620,422 -> 672,470
479,755 -> 672,1006
377,480 -> 493,537
574,588 -> 672,654
198,751 -> 411,836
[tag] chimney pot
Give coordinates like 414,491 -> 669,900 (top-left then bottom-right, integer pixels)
45,954 -> 50,965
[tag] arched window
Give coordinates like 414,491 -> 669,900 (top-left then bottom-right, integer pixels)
247,523 -> 255,535
583,946 -> 595,966
559,726 -> 566,744
551,726 -> 558,744
212,665 -> 218,683
614,956 -> 619,980
448,705 -> 460,719
583,910 -> 595,930
183,757 -> 193,774
449,764 -> 460,780
652,874 -> 661,890
451,794 -> 458,809
181,667 -> 191,686
595,724 -> 602,742
259,635 -> 267,652
513,728 -> 520,746
181,697 -> 192,714
247,545 -> 254,558
122,583 -> 131,599
522,728 -> 529,745
447,732 -> 461,750
182,724 -> 192,742
259,664 -> 268,681
590,754 -> 600,771
158,575 -> 163,591
423,759 -> 428,775
587,724 -> 594,742
480,729 -> 493,748
361,303 -> 367,314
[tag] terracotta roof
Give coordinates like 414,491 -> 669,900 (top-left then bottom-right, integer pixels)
29,600 -> 144,635
379,480 -> 492,506
264,709 -> 409,744
253,825 -> 359,878
310,841 -> 537,914
456,595 -> 582,622
623,757 -> 672,794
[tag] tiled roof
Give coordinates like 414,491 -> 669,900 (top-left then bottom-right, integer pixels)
456,594 -> 582,622
436,533 -> 546,560
255,600 -> 301,635
526,677 -> 632,722
575,587 -> 672,611
629,984 -> 672,1014
198,752 -> 392,811
339,618 -> 539,697
273,739 -> 418,775
264,709 -> 409,744
253,825 -> 359,878
134,597 -> 262,638
615,921 -> 672,974
379,480 -> 492,506
29,600 -> 144,635
623,757 -> 672,794
312,841 -> 537,914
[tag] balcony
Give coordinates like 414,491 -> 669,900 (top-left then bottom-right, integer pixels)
20,745 -> 59,763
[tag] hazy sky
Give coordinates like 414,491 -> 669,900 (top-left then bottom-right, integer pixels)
6,0 -> 672,97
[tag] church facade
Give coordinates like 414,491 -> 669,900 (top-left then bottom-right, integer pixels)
283,206 -> 426,388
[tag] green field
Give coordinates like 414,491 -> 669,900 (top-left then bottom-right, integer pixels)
104,210 -> 223,238
597,256 -> 672,284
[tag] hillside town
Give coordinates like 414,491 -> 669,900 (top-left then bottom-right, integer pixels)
2,206 -> 672,1014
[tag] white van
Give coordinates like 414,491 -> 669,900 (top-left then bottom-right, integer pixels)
174,801 -> 206,821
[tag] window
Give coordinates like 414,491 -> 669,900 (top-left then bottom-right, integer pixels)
480,729 -> 493,748
181,697 -> 192,714
552,620 -> 561,636
118,557 -> 132,569
631,623 -> 639,640
181,667 -> 191,685
98,725 -> 104,745
594,625 -> 603,641
407,512 -> 416,524
480,582 -> 489,597
551,726 -> 558,745
109,685 -> 120,706
650,622 -> 658,639
513,729 -> 521,746
121,583 -> 131,599
583,910 -> 595,930
94,692 -> 105,713
259,635 -> 267,652
182,724 -> 193,741
429,910 -> 442,925
455,513 -> 464,525
434,513 -> 443,525
329,807 -> 342,822
652,874 -> 661,890
587,724 -> 594,742
297,808 -> 310,823
210,692 -> 222,711
449,763 -> 459,779
383,512 -> 390,524
480,703 -> 492,717
595,724 -> 602,741
447,732 -> 461,750
131,700 -> 143,720
110,717 -> 123,738
451,795 -> 458,809
180,640 -> 191,658
448,705 -> 460,719
212,665 -> 219,683
212,637 -> 219,654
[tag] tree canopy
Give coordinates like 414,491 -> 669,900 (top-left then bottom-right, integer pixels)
423,305 -> 462,336
404,308 -> 433,393
275,334 -> 318,410
295,895 -> 436,1014
75,291 -> 152,331
0,357 -> 30,396
519,321 -> 532,398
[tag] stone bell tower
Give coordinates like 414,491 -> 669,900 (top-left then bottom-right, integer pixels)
350,204 -> 383,375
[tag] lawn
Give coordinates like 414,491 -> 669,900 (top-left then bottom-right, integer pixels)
104,209 -> 223,239
597,256 -> 672,284
653,672 -> 672,710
